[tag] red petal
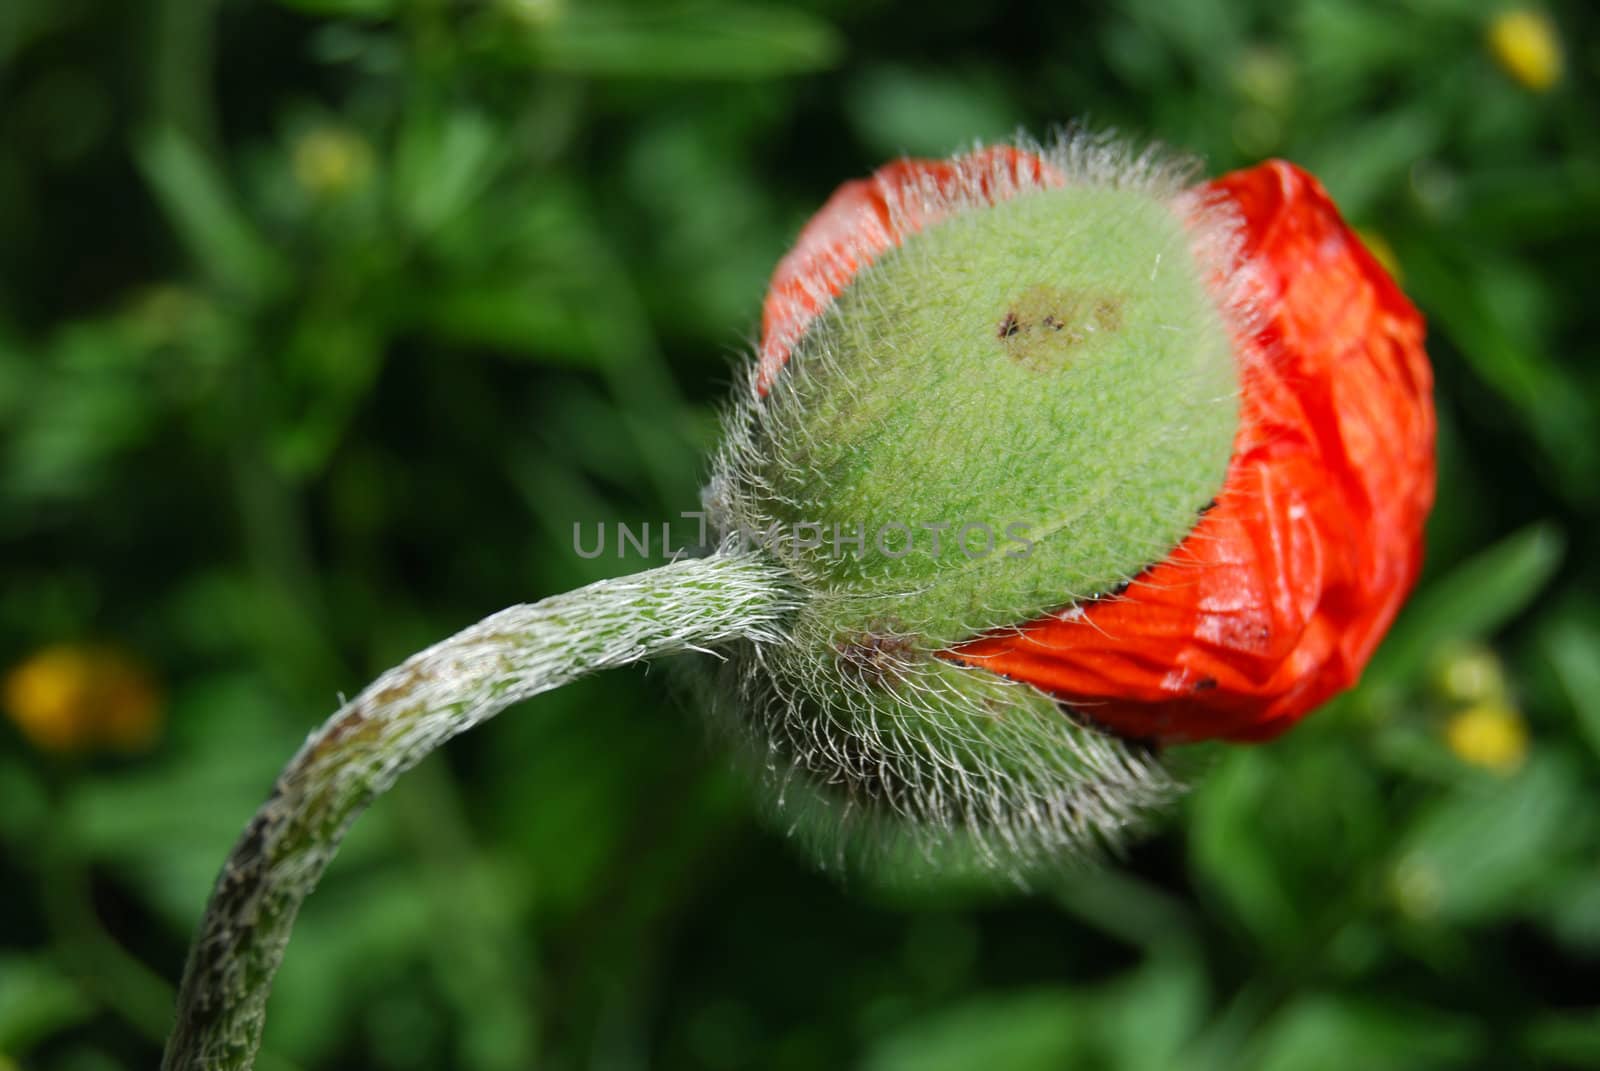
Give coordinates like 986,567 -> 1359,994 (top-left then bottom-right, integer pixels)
757,147 -> 1061,392
949,160 -> 1434,742
758,151 -> 1435,744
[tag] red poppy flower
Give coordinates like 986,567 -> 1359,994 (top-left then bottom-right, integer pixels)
758,147 -> 1435,745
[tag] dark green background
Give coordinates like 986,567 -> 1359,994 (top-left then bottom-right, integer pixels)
3,1 -> 1598,1068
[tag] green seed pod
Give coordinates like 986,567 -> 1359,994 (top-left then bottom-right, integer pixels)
703,135 -> 1252,877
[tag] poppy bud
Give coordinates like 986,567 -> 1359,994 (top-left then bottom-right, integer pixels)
165,132 -> 1435,1069
704,135 -> 1434,873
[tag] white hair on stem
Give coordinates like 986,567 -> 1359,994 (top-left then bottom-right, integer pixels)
163,548 -> 798,1071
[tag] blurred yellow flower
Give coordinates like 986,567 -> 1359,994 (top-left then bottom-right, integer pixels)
292,126 -> 374,200
1446,701 -> 1528,774
3,645 -> 163,754
1487,10 -> 1563,92
1431,643 -> 1509,706
1356,228 -> 1403,286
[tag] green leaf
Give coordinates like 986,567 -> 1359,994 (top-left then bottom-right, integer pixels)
863,960 -> 1206,1071
135,127 -> 289,299
277,0 -> 393,15
1365,523 -> 1565,694
1545,619 -> 1600,761
0,323 -> 158,507
847,66 -> 1016,160
1100,959 -> 1207,1071
501,5 -> 842,79
393,110 -> 504,237
1186,749 -> 1301,948
262,870 -> 433,1063
270,315 -> 384,478
1524,1009 -> 1600,1067
1537,866 -> 1600,953
0,756 -> 49,843
59,674 -> 328,925
1254,994 -> 1478,1071
1393,754 -> 1583,924
861,988 -> 1084,1071
1304,104 -> 1446,218
411,281 -> 611,362
0,957 -> 92,1055
1400,242 -> 1599,499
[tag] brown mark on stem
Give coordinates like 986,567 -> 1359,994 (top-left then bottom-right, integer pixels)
835,624 -> 919,691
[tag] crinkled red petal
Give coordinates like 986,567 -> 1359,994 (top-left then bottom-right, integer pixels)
757,151 -> 1435,744
758,147 -> 1062,393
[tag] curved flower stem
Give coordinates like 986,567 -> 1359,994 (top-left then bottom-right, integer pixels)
162,549 -> 795,1071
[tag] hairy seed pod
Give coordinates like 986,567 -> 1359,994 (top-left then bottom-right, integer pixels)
702,134 -> 1434,877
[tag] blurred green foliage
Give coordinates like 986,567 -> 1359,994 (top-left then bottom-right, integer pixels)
2,0 -> 1599,1068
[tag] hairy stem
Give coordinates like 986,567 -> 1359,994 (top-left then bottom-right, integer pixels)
162,549 -> 794,1071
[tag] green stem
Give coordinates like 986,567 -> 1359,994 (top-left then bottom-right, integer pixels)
162,549 -> 794,1071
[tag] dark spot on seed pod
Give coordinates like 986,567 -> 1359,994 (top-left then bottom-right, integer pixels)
997,285 -> 1127,369
1092,296 -> 1125,333
1198,498 -> 1219,516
